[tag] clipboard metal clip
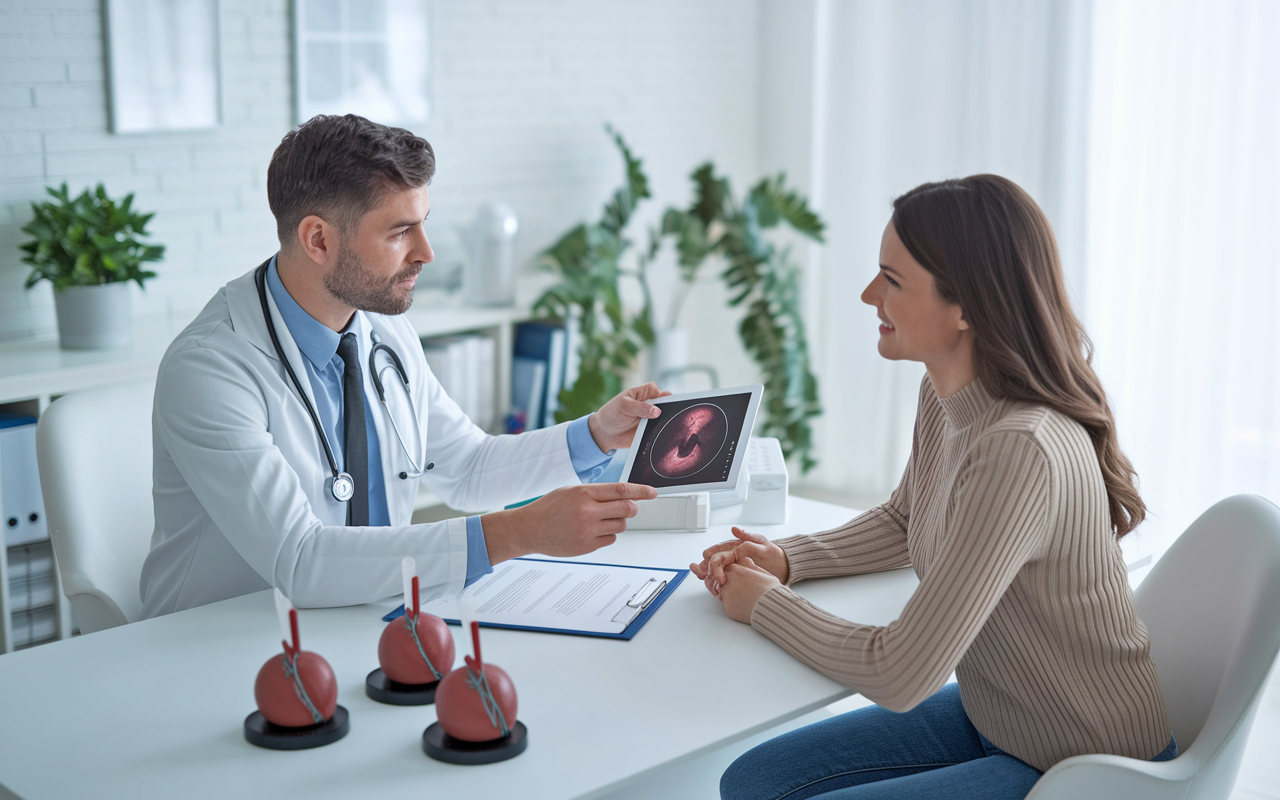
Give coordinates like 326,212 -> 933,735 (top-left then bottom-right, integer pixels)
627,578 -> 667,610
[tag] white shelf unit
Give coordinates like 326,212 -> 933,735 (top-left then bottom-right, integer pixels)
0,301 -> 532,653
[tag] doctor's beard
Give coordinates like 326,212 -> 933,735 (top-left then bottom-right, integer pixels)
324,245 -> 422,316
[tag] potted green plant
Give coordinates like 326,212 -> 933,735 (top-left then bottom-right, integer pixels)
533,129 -> 657,422
20,182 -> 164,349
658,164 -> 824,473
535,129 -> 825,473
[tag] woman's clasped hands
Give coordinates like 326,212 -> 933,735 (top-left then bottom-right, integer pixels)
689,527 -> 790,623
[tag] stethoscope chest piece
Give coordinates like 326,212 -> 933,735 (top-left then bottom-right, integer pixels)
330,472 -> 356,503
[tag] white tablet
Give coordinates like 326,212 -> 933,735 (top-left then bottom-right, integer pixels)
621,384 -> 763,495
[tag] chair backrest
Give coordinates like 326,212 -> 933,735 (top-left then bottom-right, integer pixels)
1134,494 -> 1280,758
36,377 -> 156,633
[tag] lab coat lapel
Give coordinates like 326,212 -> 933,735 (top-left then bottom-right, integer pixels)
362,314 -> 421,526
225,262 -> 323,415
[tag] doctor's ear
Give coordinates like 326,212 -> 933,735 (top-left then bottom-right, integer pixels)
295,215 -> 339,266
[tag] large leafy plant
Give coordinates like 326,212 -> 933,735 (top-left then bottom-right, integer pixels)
660,166 -> 824,472
535,129 -> 825,472
533,130 -> 657,422
20,183 -> 164,291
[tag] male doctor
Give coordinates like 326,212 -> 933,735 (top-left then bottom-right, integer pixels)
140,114 -> 660,618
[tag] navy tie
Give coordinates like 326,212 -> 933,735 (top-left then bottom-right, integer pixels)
337,332 -> 369,526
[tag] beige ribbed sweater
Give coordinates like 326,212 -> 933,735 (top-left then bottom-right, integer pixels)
752,377 -> 1171,772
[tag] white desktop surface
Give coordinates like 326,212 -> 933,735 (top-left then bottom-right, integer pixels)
0,497 -> 918,800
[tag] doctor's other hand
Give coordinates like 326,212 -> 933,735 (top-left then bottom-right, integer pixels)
690,527 -> 789,596
482,482 -> 657,563
716,557 -> 781,624
588,382 -> 672,452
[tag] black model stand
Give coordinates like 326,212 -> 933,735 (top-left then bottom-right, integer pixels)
365,668 -> 439,705
422,721 -> 528,765
243,705 -> 350,750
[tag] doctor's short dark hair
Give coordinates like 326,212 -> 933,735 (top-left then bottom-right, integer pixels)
267,114 -> 435,248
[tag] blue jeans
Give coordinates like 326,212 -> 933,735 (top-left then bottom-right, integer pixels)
721,683 -> 1178,800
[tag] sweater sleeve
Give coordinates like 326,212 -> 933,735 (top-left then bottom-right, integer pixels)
774,455 -> 913,582
750,430 -> 1052,712
774,376 -> 935,582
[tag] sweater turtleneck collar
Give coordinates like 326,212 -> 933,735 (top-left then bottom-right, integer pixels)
937,377 -> 996,429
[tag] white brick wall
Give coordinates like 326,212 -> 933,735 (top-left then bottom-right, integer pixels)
0,0 -> 763,393
0,0 -> 290,337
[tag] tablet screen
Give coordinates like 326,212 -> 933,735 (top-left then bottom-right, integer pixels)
626,390 -> 755,490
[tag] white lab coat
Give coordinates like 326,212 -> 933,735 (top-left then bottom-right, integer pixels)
139,264 -> 581,618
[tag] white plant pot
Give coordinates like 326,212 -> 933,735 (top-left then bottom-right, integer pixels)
53,283 -> 132,349
652,327 -> 690,393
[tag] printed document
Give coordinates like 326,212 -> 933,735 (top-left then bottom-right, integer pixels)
422,558 -> 680,635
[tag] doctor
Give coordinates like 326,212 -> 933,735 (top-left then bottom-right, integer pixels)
140,114 -> 660,618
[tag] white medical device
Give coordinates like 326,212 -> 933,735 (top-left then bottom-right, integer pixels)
625,492 -> 711,531
739,436 -> 789,524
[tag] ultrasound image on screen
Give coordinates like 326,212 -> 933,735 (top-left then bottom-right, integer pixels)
627,392 -> 753,489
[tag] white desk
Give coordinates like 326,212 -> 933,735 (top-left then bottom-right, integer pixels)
0,497 -> 918,800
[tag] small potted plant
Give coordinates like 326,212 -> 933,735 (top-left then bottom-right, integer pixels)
20,182 -> 164,349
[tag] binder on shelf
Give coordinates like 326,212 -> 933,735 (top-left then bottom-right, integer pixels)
7,541 -> 57,614
422,334 -> 498,430
473,336 -> 496,431
513,322 -> 567,430
510,357 -> 546,432
11,605 -> 56,649
423,336 -> 467,417
0,415 -> 47,548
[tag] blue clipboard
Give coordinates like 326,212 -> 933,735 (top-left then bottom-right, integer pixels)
382,557 -> 689,641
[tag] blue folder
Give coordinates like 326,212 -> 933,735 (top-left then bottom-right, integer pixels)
382,557 -> 689,641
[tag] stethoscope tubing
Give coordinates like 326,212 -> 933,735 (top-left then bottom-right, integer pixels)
255,261 -> 427,502
370,333 -> 428,479
255,263 -> 352,502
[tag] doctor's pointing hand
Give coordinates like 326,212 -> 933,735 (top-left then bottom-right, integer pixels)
138,115 -> 666,618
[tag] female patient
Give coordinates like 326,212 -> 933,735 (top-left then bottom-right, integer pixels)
693,175 -> 1176,800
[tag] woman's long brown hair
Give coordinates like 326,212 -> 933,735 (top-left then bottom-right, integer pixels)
892,175 -> 1145,538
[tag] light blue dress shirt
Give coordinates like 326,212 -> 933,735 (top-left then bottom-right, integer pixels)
266,256 -> 613,586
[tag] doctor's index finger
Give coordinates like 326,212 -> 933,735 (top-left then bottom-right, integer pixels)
626,381 -> 665,400
593,498 -> 640,520
591,482 -> 657,501
619,395 -> 661,420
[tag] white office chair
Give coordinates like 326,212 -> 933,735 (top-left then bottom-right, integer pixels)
1027,494 -> 1280,800
35,377 -> 156,634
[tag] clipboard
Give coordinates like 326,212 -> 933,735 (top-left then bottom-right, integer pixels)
382,558 -> 689,641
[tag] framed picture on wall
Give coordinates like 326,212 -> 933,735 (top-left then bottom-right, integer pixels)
105,0 -> 222,134
293,0 -> 432,126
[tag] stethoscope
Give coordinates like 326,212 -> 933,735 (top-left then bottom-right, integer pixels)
254,262 -> 428,505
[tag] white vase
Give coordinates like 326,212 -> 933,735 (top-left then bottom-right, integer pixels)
460,202 -> 518,307
53,283 -> 132,349
652,327 -> 690,393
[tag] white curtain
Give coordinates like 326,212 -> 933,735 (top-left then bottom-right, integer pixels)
1082,0 -> 1280,574
803,0 -> 1280,576
805,0 -> 1090,503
